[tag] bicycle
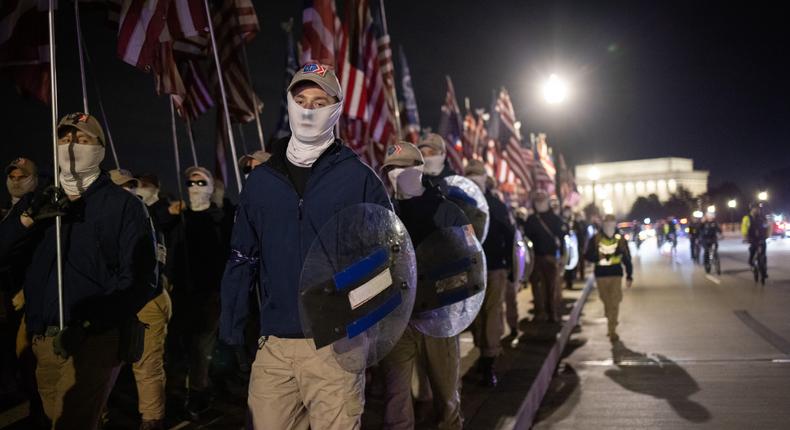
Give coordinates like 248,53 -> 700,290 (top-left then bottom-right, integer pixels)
703,242 -> 721,275
750,242 -> 767,285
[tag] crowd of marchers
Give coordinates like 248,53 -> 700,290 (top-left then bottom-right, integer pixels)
0,64 -> 634,430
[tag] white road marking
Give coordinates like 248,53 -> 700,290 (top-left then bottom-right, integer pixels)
168,421 -> 191,430
705,274 -> 721,284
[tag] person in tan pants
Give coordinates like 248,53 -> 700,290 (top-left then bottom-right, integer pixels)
584,214 -> 634,342
132,291 -> 171,429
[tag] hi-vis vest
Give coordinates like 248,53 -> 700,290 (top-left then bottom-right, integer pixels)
597,234 -> 624,266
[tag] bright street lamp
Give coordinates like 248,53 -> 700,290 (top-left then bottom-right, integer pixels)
542,74 -> 569,104
758,191 -> 768,201
727,199 -> 737,208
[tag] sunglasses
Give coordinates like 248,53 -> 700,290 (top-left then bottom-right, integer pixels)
186,180 -> 208,187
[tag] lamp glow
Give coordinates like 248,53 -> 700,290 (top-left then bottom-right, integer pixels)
542,74 -> 568,104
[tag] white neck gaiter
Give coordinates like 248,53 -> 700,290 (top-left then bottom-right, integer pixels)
189,187 -> 213,211
286,92 -> 342,168
535,200 -> 550,213
423,155 -> 445,176
388,166 -> 425,199
603,222 -> 617,237
7,175 -> 37,199
58,143 -> 105,196
136,186 -> 159,206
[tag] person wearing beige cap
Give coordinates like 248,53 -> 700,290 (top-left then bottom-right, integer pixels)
239,150 -> 271,178
4,157 -> 39,214
220,63 -> 391,430
418,133 -> 457,188
0,112 -> 157,429
109,168 -> 172,430
379,142 -> 469,429
464,159 -> 515,387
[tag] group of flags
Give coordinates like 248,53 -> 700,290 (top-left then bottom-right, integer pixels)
0,0 -> 579,204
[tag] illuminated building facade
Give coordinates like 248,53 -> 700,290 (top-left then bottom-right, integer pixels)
575,157 -> 708,217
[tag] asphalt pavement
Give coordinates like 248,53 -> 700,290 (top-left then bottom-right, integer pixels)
534,236 -> 790,430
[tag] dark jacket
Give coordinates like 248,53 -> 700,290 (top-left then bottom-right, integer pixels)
219,137 -> 391,344
524,210 -> 567,258
0,173 -> 157,335
584,232 -> 633,279
394,186 -> 469,248
169,206 -> 229,296
482,190 -> 515,271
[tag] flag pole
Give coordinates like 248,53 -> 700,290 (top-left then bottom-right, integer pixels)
47,0 -> 64,330
185,117 -> 199,166
78,25 -> 120,168
377,0 -> 402,140
236,123 -> 250,155
240,44 -> 265,151
74,0 -> 88,114
203,0 -> 243,193
169,97 -> 185,200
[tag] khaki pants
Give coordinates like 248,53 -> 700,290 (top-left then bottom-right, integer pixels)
505,280 -> 519,332
132,290 -> 172,420
380,326 -> 461,430
32,331 -> 121,430
247,337 -> 364,430
473,268 -> 508,357
596,276 -> 623,334
530,255 -> 561,321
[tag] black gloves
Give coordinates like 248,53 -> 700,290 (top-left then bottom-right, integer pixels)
53,322 -> 89,359
24,185 -> 69,222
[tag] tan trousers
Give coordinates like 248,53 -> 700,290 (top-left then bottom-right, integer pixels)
505,280 -> 519,332
530,255 -> 561,321
596,276 -> 623,334
32,331 -> 121,430
247,337 -> 365,430
380,326 -> 461,430
133,290 -> 172,420
473,268 -> 508,357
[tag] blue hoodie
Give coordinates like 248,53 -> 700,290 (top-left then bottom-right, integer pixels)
219,137 -> 391,344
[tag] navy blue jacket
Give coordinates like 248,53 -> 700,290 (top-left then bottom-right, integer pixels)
0,173 -> 158,335
219,137 -> 392,344
482,190 -> 516,270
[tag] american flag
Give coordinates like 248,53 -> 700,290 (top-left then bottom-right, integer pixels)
0,0 -> 50,104
437,75 -> 464,173
274,20 -> 298,140
490,87 -> 531,189
531,133 -> 555,194
335,0 -> 397,168
398,45 -> 420,143
117,0 -> 170,70
557,152 -> 580,207
300,0 -> 340,67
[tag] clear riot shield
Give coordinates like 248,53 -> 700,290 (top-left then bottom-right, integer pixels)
564,231 -> 580,271
442,175 -> 490,243
411,225 -> 487,338
299,204 -> 417,373
513,229 -> 527,282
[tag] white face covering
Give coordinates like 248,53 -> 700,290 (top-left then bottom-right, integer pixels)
58,143 -> 105,196
136,186 -> 159,206
7,175 -> 37,202
286,92 -> 342,168
188,173 -> 214,211
423,155 -> 445,176
388,166 -> 425,199
534,199 -> 550,213
603,222 -> 617,237
467,174 -> 487,192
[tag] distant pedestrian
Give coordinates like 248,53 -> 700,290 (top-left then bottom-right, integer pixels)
585,214 -> 633,342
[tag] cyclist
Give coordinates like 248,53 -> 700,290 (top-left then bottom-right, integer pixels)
688,213 -> 703,263
741,203 -> 771,275
700,211 -> 722,272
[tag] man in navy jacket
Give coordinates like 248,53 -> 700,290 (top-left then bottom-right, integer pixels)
219,64 -> 391,430
0,113 -> 157,429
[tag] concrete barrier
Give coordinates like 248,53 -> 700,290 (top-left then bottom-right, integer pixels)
511,276 -> 595,430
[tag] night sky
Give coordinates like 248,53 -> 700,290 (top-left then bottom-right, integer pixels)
2,0 -> 788,203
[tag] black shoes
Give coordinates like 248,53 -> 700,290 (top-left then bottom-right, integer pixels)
184,389 -> 211,421
478,356 -> 498,387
